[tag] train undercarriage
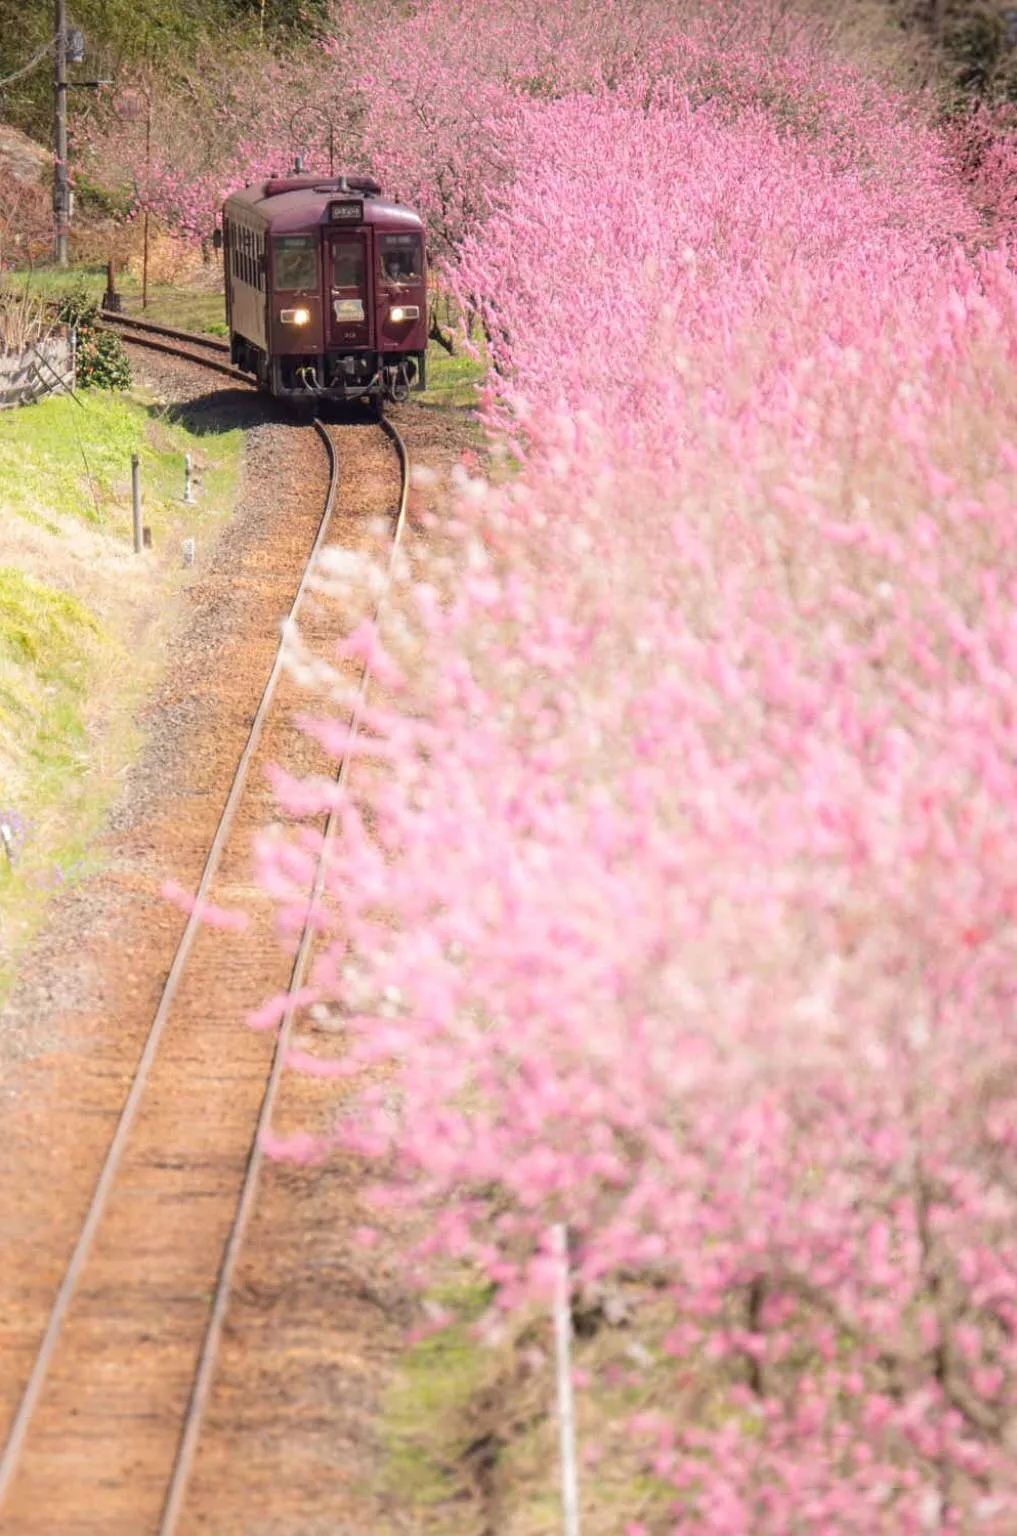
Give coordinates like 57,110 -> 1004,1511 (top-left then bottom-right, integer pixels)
231,337 -> 424,404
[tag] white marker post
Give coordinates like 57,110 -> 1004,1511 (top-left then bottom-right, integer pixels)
183,453 -> 195,505
552,1224 -> 581,1536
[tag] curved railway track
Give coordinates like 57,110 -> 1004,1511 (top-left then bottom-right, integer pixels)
0,328 -> 410,1533
99,310 -> 246,382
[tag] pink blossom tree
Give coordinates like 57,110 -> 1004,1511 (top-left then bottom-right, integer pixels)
195,1 -> 1017,1526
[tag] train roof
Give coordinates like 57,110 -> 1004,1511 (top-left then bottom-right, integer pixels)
223,176 -> 424,236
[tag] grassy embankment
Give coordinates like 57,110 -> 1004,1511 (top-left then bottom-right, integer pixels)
0,374 -> 243,1003
422,345 -> 485,409
0,264 -> 482,1000
14,264 -> 229,335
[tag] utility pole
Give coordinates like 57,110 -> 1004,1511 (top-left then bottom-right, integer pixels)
54,0 -> 69,266
141,80 -> 152,309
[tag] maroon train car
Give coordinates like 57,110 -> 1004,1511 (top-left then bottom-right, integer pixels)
221,174 -> 427,406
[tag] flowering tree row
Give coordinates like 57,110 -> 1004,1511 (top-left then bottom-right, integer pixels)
87,0 -> 1017,257
213,2 -> 1017,1529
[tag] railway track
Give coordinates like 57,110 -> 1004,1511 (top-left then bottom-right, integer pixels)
0,333 -> 410,1532
99,310 -> 247,382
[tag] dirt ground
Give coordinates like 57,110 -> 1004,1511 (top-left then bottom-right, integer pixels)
0,351 -> 478,1534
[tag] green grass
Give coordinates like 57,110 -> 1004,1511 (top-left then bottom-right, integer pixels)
11,264 -> 227,335
0,570 -> 102,984
0,390 -> 240,535
421,339 -> 487,409
0,568 -> 97,783
121,285 -> 227,334
0,567 -> 96,676
382,1280 -> 497,1516
0,381 -> 243,1003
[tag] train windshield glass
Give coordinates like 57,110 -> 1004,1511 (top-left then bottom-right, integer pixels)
379,234 -> 422,282
273,235 -> 317,290
332,237 -> 365,290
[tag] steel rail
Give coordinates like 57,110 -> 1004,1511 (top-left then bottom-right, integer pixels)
0,400 -> 343,1510
100,310 -> 232,354
100,312 -> 248,383
158,415 -> 410,1532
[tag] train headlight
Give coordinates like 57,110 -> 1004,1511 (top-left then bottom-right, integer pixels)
389,304 -> 420,323
280,307 -> 311,325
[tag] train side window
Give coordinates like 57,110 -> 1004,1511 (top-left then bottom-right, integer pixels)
379,233 -> 422,283
273,235 -> 318,290
332,237 -> 365,290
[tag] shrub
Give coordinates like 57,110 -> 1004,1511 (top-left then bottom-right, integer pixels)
56,288 -> 131,391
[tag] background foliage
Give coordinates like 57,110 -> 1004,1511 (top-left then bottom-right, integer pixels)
0,0 -> 332,139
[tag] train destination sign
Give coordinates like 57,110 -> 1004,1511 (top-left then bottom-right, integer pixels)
329,200 -> 364,224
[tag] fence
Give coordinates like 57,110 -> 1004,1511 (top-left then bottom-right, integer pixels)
0,331 -> 75,409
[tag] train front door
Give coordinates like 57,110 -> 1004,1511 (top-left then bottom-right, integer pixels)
327,230 -> 373,353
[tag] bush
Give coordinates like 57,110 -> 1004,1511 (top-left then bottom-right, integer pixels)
56,288 -> 131,390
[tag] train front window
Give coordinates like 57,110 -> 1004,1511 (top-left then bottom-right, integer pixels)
273,236 -> 317,290
332,238 -> 365,290
379,234 -> 422,283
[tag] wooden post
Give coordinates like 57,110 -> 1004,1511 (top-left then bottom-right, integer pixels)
102,259 -> 122,314
131,454 -> 142,553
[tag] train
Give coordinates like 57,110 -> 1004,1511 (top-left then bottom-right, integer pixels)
220,173 -> 427,409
